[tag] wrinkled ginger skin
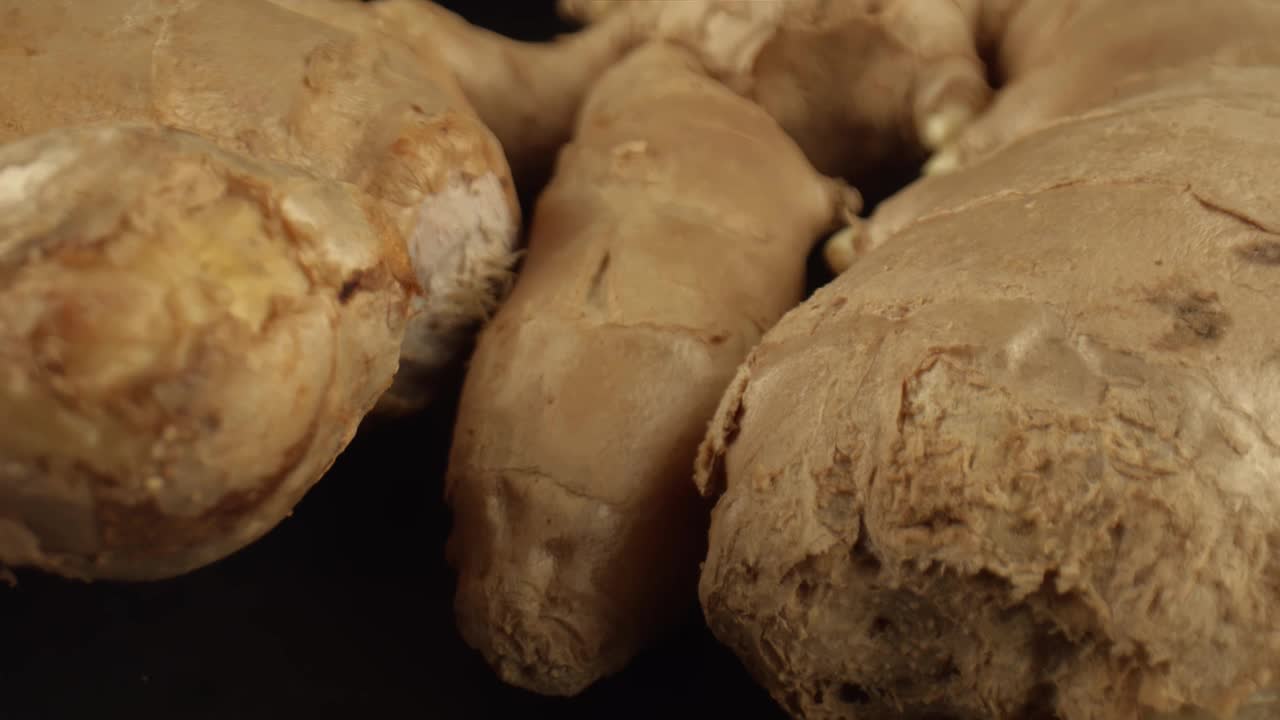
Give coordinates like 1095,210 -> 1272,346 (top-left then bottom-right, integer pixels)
696,3 -> 1280,719
0,125 -> 407,580
445,44 -> 851,696
0,0 -> 520,413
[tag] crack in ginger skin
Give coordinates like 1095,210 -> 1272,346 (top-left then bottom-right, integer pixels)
695,2 -> 1280,718
444,44 -> 854,697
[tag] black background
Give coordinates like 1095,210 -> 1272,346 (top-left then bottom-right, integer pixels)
0,2 -> 794,718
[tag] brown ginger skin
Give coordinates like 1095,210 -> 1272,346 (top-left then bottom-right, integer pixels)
697,1 -> 1280,719
0,0 -> 521,414
0,124 -> 409,580
275,0 -> 648,191
445,43 -> 853,696
0,0 -> 523,579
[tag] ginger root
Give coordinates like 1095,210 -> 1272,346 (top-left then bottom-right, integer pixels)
696,1 -> 1280,718
445,42 -> 853,696
0,124 -> 408,579
0,0 -> 521,413
0,0 -> 523,578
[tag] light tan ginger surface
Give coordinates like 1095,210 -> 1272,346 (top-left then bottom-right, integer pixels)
0,0 -> 527,580
696,1 -> 1280,719
834,0 -> 1280,265
559,0 -> 992,180
0,0 -> 520,413
0,124 -> 409,580
445,43 -> 854,696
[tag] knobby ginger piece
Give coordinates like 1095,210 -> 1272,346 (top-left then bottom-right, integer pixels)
696,2 -> 1280,719
0,0 -> 526,580
0,124 -> 408,580
835,0 -> 1280,266
0,0 -> 520,412
445,43 -> 854,696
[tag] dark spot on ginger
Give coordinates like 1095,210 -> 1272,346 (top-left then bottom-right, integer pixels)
545,537 -> 576,563
1014,684 -> 1058,719
839,683 -> 871,705
973,569 -> 1009,593
796,580 -> 814,601
1235,240 -> 1280,266
869,616 -> 894,636
338,278 -> 360,304
1153,290 -> 1230,349
851,515 -> 882,574
338,269 -> 376,305
586,250 -> 611,306
1109,521 -> 1125,547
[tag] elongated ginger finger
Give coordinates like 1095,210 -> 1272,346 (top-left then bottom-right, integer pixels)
445,43 -> 854,696
0,124 -> 408,580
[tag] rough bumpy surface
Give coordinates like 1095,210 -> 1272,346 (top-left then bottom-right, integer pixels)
0,0 -> 526,580
0,0 -> 520,412
695,2 -> 1280,719
445,44 -> 852,696
0,125 -> 408,580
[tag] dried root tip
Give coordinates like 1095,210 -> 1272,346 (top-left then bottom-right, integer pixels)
921,103 -> 976,151
923,146 -> 962,176
823,221 -> 869,274
455,577 -> 613,697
